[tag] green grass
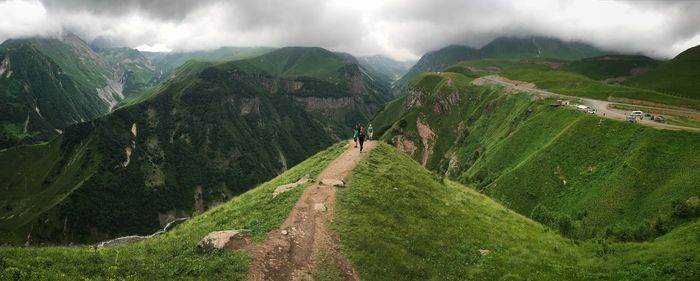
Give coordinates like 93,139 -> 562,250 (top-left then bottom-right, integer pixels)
0,135 -> 98,242
501,63 -> 700,109
335,143 -> 585,280
0,142 -> 346,280
562,55 -> 660,81
239,47 -> 349,82
334,143 -> 700,280
371,95 -> 406,136
381,70 -> 700,242
626,45 -> 700,100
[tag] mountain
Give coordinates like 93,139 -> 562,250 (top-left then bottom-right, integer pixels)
0,47 -> 390,245
479,36 -> 606,60
394,37 -> 607,94
395,45 -> 480,92
146,46 -> 275,81
0,34 -> 123,148
357,55 -> 413,83
625,44 -> 700,99
378,70 -> 700,244
2,142 -> 698,280
562,55 -> 660,82
98,47 -> 158,97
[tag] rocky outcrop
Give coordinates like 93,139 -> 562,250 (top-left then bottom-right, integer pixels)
416,118 -> 436,166
294,96 -> 354,117
405,88 -> 426,110
393,135 -> 417,157
197,230 -> 251,253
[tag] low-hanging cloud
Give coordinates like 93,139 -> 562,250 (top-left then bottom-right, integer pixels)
1,0 -> 699,60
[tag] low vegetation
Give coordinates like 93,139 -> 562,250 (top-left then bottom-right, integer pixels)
0,142 -> 346,280
334,143 -> 700,280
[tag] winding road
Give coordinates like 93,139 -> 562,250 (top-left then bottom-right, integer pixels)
475,75 -> 700,133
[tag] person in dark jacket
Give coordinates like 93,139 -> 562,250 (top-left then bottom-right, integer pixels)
358,125 -> 366,152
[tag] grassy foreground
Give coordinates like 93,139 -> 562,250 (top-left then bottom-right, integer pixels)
333,143 -> 700,280
0,142 -> 346,280
334,143 -> 586,280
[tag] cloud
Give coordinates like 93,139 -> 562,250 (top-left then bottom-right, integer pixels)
0,0 -> 699,60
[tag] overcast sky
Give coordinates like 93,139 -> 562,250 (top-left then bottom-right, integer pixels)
1,0 -> 699,60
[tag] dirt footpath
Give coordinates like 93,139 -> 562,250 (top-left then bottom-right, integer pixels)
246,140 -> 376,281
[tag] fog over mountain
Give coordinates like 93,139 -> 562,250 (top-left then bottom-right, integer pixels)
1,0 -> 699,60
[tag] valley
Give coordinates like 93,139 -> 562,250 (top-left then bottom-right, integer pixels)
0,27 -> 699,281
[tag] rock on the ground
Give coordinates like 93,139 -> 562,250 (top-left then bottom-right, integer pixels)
320,178 -> 344,187
273,175 -> 312,198
478,249 -> 491,256
197,230 -> 251,254
314,203 -> 327,212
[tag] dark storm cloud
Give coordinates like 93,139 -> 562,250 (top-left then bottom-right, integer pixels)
2,0 -> 700,59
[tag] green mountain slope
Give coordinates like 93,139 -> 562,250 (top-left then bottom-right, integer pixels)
0,34 -> 166,148
625,44 -> 700,99
98,47 -> 158,97
2,141 -> 698,280
394,37 -> 607,94
480,36 -> 606,60
0,36 -> 119,148
147,46 -> 275,81
562,55 -> 660,81
379,71 -> 700,242
0,47 -> 389,245
0,142 -> 346,280
334,143 -> 700,280
500,62 -> 700,108
395,45 -> 480,93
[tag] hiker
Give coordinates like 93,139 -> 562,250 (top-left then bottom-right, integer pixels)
367,123 -> 374,141
358,125 -> 366,152
353,124 -> 359,148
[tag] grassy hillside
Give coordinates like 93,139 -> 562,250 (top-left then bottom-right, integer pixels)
395,45 -> 480,92
626,44 -> 700,100
0,142 -> 346,280
334,143 -> 700,280
395,37 -> 607,94
563,55 -> 660,81
239,47 -> 349,82
335,143 -> 586,280
480,37 -> 606,61
147,47 -> 275,81
380,71 -> 700,243
500,63 -> 700,108
0,47 -> 389,245
0,37 -> 114,147
99,47 -> 158,97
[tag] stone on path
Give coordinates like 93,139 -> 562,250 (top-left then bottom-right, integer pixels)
273,175 -> 312,198
197,230 -> 251,253
320,178 -> 344,187
314,203 -> 327,212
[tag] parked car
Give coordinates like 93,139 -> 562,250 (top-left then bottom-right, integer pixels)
654,115 -> 666,122
630,111 -> 644,118
625,115 -> 638,123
